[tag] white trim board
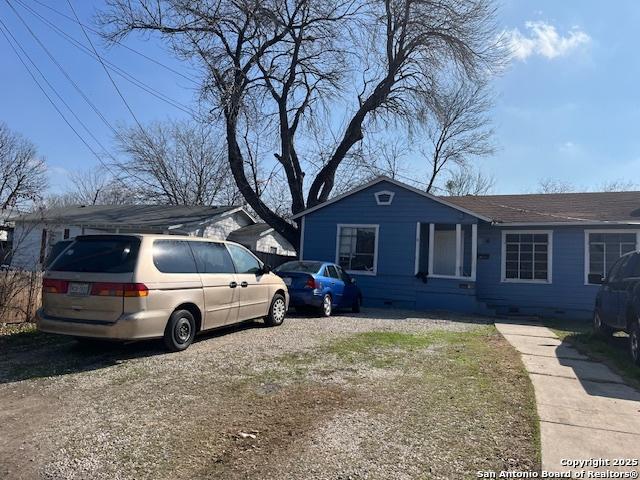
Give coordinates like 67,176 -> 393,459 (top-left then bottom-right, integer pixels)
335,223 -> 379,276
291,176 -> 492,222
583,228 -> 640,285
374,190 -> 395,205
299,216 -> 305,260
414,222 -> 477,281
500,230 -> 554,284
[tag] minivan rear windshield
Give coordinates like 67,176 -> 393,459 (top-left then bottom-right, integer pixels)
48,236 -> 140,273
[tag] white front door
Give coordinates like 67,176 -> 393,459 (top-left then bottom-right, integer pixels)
433,230 -> 457,276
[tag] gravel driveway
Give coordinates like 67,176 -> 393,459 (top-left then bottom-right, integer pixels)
0,309 -> 539,479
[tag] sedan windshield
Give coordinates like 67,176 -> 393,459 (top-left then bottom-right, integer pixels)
275,261 -> 323,274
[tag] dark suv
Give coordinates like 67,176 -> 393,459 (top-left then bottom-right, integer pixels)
591,251 -> 640,365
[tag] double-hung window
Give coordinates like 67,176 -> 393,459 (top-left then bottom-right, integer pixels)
585,230 -> 639,284
336,224 -> 378,275
502,231 -> 552,283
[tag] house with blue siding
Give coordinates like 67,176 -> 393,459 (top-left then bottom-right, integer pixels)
294,176 -> 640,320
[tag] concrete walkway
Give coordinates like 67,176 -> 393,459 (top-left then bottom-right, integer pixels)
495,322 -> 640,476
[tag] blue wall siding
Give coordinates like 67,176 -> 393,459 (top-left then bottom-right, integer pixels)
301,180 -> 638,320
302,181 -> 479,311
475,225 -> 640,319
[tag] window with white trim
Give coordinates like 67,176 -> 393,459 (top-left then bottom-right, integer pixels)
415,223 -> 477,280
337,225 -> 378,274
502,232 -> 552,282
585,231 -> 638,283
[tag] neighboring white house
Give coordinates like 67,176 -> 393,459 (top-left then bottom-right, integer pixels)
226,223 -> 296,256
10,204 -> 295,270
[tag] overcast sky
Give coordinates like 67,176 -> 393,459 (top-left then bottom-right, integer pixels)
1,1 -> 637,195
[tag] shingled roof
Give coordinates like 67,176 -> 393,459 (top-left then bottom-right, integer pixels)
291,176 -> 640,225
444,191 -> 640,224
227,223 -> 274,241
12,205 -> 243,229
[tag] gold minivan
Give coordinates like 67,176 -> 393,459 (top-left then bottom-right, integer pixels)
36,234 -> 289,351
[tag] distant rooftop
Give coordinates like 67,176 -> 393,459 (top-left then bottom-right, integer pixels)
12,205 -> 242,229
227,223 -> 273,242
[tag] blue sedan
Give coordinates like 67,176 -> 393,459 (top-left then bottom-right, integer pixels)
274,261 -> 363,316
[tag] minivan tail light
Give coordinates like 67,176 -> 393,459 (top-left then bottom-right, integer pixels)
42,278 -> 69,294
90,283 -> 149,297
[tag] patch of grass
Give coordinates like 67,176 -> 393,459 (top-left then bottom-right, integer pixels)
324,326 -> 541,476
325,329 -> 464,365
0,321 -> 36,336
0,322 -> 65,351
545,319 -> 640,389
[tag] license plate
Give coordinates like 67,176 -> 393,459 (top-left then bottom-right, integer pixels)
68,282 -> 90,296
283,277 -> 292,286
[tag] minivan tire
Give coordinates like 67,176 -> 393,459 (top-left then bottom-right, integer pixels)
164,309 -> 196,352
630,321 -> 640,366
592,309 -> 613,337
264,293 -> 287,327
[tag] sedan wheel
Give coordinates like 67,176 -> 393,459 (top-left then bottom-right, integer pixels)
320,294 -> 332,317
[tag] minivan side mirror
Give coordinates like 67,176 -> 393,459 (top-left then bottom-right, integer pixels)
588,273 -> 604,285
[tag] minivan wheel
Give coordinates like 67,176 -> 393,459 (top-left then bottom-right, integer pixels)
630,322 -> 640,366
164,309 -> 196,352
264,293 -> 287,327
320,294 -> 332,317
592,310 -> 613,337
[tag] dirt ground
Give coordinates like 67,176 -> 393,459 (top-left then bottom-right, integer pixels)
0,309 -> 540,480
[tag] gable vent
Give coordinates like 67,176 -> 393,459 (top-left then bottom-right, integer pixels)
375,190 -> 395,205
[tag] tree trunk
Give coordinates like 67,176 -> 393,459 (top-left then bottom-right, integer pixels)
225,116 -> 300,250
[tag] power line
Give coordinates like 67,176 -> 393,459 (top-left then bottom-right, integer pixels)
0,19 -> 116,176
29,0 -> 200,86
65,0 -> 176,188
13,0 -> 204,120
66,0 -> 154,138
5,0 -> 118,137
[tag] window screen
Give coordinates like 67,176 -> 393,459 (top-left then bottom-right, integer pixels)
587,232 -> 636,283
338,226 -> 377,273
504,233 -> 550,282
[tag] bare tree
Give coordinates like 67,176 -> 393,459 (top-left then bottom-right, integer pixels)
0,122 -> 47,212
443,165 -> 495,196
600,179 -> 638,192
536,178 -> 575,194
46,168 -> 134,207
100,0 -> 504,248
424,80 -> 494,193
115,120 -> 240,206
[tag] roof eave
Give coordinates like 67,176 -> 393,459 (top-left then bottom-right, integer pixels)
291,176 -> 493,222
493,220 -> 640,227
